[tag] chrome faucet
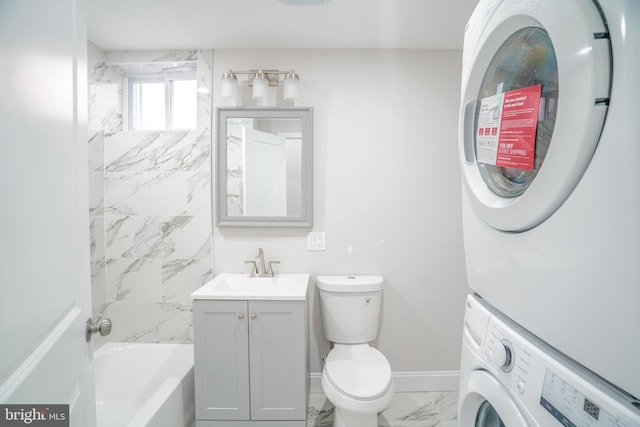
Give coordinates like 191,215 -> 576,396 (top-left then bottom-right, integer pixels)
245,248 -> 280,277
256,248 -> 266,276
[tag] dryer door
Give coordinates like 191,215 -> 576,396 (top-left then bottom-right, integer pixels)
459,370 -> 530,427
459,0 -> 610,231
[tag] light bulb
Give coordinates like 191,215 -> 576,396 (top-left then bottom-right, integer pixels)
221,70 -> 237,99
284,71 -> 300,101
252,72 -> 268,100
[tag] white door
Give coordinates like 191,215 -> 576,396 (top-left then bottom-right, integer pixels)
459,0 -> 610,231
0,0 -> 96,425
242,128 -> 288,217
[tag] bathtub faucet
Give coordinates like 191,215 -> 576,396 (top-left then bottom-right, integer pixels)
245,248 -> 280,277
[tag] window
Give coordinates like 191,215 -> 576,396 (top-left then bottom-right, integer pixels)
126,73 -> 197,131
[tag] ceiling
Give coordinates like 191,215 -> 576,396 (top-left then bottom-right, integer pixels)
87,0 -> 479,51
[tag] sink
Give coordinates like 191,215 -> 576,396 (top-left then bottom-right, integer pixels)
191,273 -> 309,301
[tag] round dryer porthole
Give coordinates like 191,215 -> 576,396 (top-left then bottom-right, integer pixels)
458,0 -> 611,232
475,27 -> 557,200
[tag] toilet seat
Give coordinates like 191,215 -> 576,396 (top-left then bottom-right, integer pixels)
324,344 -> 392,400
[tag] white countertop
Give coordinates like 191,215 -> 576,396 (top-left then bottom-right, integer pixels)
191,273 -> 310,301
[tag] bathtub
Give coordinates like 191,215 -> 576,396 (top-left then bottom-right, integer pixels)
94,343 -> 195,427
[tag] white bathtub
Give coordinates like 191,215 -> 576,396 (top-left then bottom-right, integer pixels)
94,343 -> 195,427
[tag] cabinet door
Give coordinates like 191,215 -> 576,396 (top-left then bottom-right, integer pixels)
248,301 -> 306,420
194,300 -> 250,420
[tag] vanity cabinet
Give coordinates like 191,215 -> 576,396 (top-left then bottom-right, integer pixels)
193,299 -> 308,427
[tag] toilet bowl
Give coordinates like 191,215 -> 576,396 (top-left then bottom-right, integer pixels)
316,275 -> 394,427
321,344 -> 394,427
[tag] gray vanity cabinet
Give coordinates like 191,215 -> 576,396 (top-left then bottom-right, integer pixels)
193,299 -> 308,427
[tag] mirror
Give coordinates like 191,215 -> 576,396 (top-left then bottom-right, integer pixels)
216,107 -> 313,227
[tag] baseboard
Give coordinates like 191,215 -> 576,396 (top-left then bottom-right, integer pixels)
309,371 -> 460,394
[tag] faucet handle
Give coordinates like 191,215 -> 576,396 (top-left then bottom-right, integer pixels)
267,261 -> 280,277
245,260 -> 258,277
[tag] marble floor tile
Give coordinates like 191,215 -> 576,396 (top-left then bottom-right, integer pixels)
307,392 -> 458,427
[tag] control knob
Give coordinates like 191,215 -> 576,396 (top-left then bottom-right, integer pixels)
488,340 -> 513,371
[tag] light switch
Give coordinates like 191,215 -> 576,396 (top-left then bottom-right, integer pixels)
307,232 -> 326,251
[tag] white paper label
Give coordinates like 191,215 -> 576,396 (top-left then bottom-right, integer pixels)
476,92 -> 504,165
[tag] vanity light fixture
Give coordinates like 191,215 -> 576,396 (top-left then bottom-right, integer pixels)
220,68 -> 301,102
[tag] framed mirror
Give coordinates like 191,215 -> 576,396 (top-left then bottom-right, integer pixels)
216,107 -> 313,227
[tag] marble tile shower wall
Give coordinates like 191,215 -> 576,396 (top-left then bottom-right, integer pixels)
88,49 -> 213,348
88,59 -> 123,132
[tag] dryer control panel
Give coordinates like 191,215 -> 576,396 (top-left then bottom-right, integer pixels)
477,299 -> 640,427
482,318 -> 534,400
541,369 -> 633,427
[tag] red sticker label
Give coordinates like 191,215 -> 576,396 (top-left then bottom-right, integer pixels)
495,84 -> 542,170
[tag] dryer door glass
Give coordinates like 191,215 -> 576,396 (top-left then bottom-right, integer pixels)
474,27 -> 558,198
475,401 -> 506,427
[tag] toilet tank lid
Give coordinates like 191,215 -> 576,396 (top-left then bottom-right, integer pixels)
316,275 -> 383,292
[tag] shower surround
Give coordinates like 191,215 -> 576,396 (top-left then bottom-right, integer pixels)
88,47 -> 213,347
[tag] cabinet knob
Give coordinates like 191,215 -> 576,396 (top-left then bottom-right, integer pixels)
238,313 -> 245,320
250,314 -> 257,320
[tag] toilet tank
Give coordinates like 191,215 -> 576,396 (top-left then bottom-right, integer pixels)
316,275 -> 383,344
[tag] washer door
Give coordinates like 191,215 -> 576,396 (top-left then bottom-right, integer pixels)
459,370 -> 529,427
459,0 -> 610,231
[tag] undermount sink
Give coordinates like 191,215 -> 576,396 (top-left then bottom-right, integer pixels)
191,273 -> 310,301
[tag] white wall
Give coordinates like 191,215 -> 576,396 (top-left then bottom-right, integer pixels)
212,49 -> 470,380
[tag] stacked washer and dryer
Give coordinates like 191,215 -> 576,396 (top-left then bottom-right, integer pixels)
457,0 -> 640,425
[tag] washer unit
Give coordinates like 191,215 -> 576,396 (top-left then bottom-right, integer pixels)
459,0 -> 640,399
459,295 -> 640,427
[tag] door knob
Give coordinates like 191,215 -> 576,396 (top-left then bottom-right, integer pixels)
86,318 -> 112,342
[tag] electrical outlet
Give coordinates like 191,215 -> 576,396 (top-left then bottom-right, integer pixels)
307,232 -> 326,251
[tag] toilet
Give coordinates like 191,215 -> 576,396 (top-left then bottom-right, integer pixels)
316,275 -> 394,427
